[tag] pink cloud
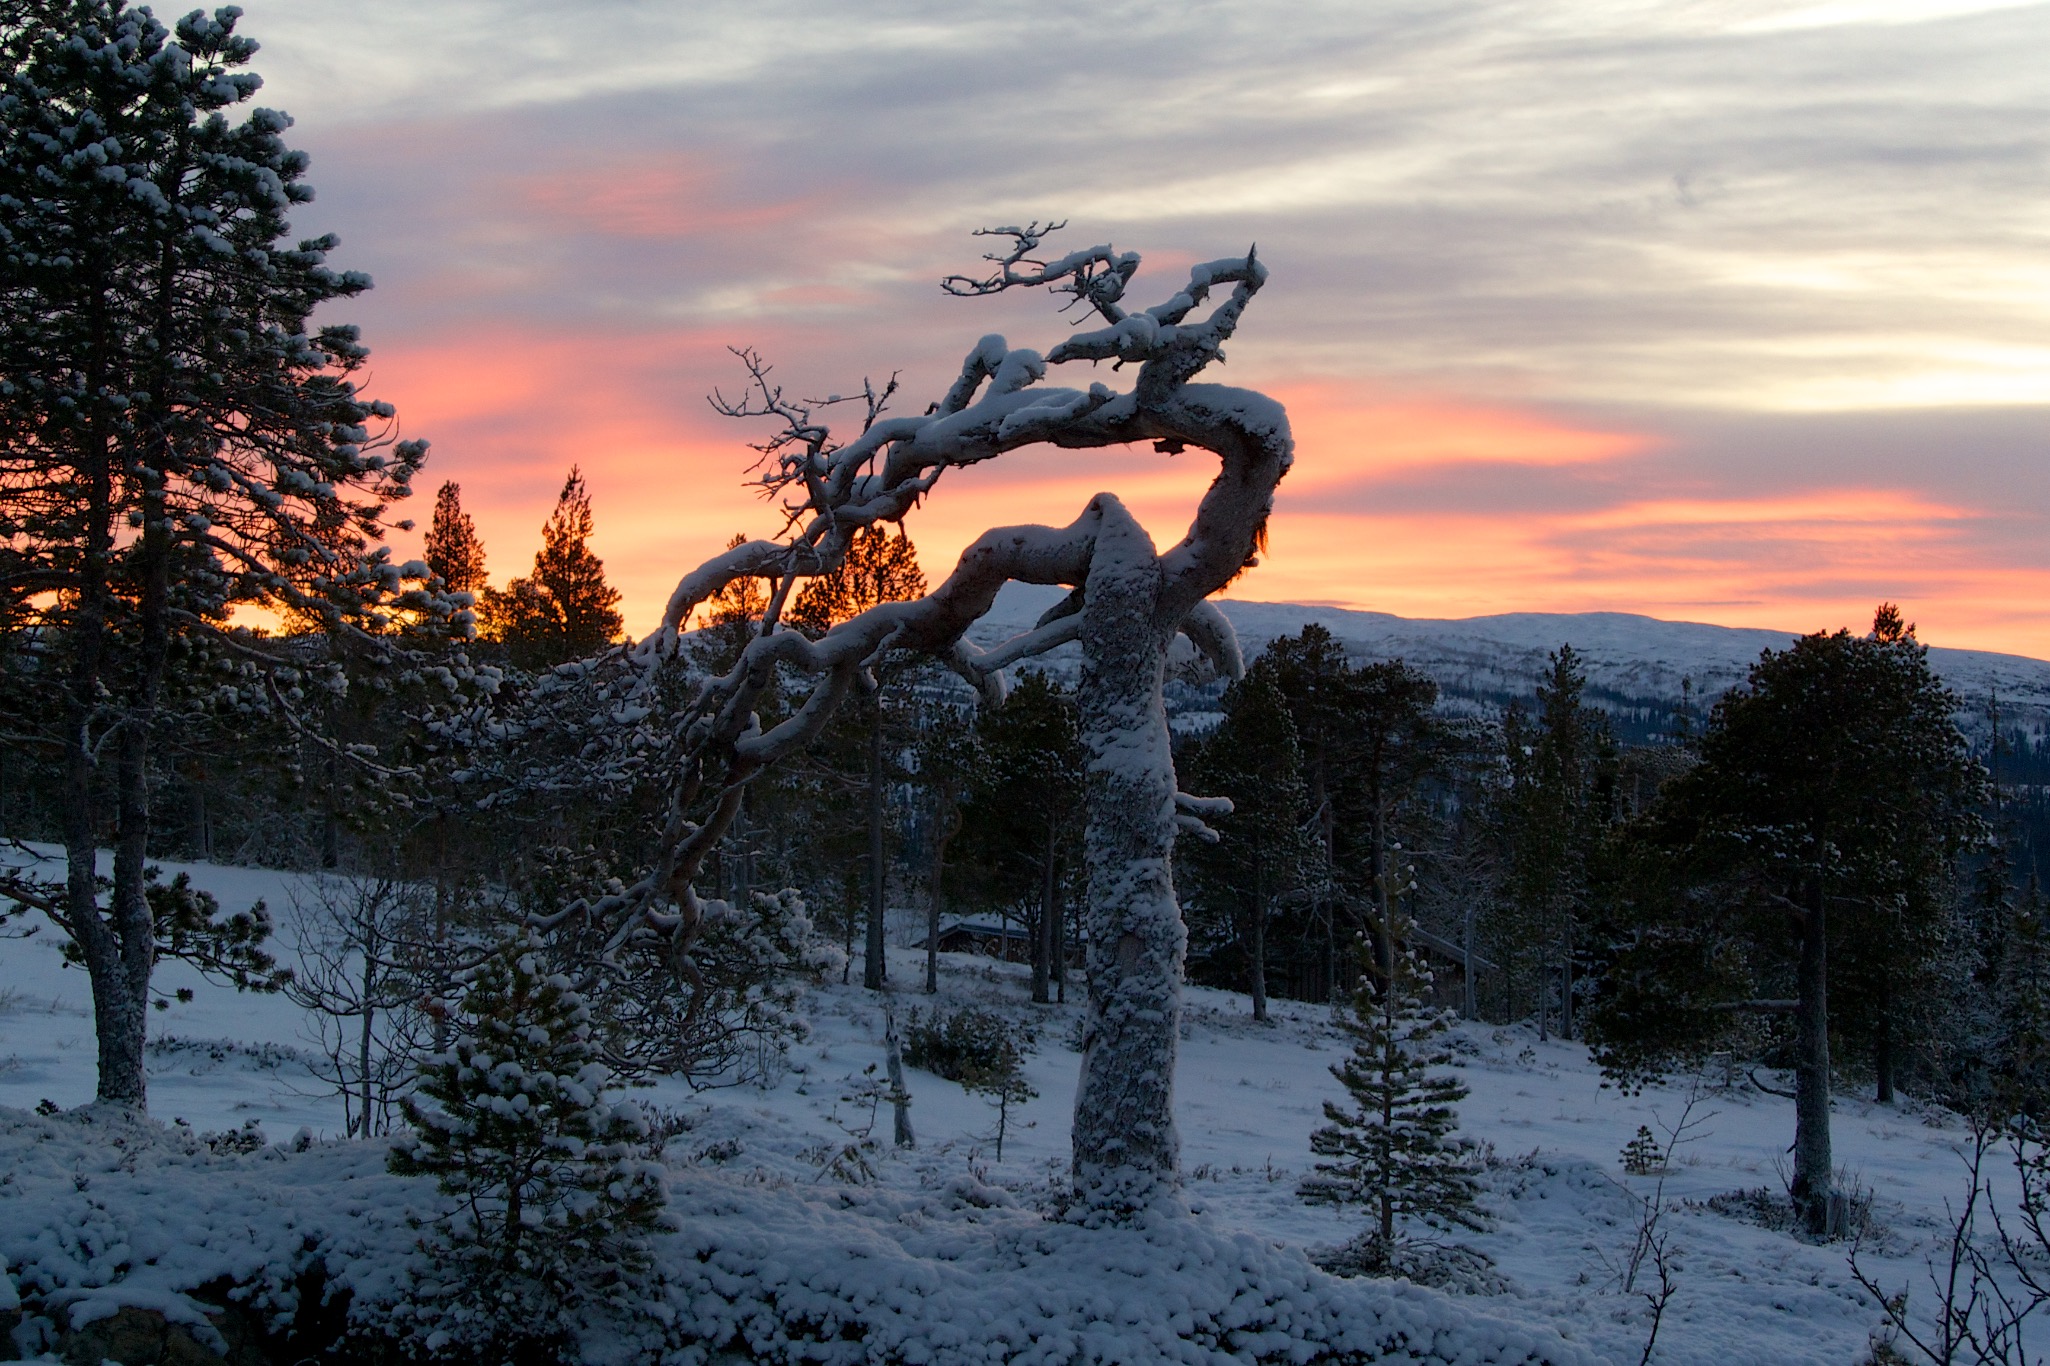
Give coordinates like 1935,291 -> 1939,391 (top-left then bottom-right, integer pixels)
508,156 -> 827,241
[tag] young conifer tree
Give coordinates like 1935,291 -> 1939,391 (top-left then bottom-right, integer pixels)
389,934 -> 667,1341
1997,876 -> 2050,1120
483,467 -> 623,668
424,481 -> 488,596
787,524 -> 926,635
1301,935 -> 1483,1272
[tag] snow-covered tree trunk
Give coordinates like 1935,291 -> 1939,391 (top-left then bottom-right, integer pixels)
865,699 -> 889,991
1070,496 -> 1186,1210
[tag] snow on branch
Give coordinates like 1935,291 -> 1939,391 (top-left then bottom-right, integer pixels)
941,221 -> 1142,326
1173,791 -> 1235,844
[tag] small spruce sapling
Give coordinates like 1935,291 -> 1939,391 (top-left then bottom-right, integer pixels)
389,934 -> 667,1344
1301,940 -> 1483,1273
1621,1125 -> 1664,1177
964,1042 -> 1037,1163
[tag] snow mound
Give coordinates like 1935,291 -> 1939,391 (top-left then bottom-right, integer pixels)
0,1103 -> 423,1352
651,1171 -> 1594,1365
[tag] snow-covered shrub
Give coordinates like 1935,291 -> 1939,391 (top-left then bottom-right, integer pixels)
899,1006 -> 1036,1160
902,1005 -> 1027,1083
1301,947 -> 1483,1274
387,934 -> 668,1355
512,843 -> 834,1089
648,1174 -> 1588,1366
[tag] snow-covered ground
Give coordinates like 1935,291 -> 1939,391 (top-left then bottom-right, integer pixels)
0,847 -> 2017,1363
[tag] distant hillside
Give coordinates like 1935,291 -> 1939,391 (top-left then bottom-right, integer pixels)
971,585 -> 2050,747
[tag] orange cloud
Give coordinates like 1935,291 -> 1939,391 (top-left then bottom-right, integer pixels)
364,324 -> 2050,659
1269,380 -> 1648,488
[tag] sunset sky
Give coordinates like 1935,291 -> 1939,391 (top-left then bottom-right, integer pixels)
237,0 -> 2049,655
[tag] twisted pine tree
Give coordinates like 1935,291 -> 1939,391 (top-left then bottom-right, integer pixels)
390,935 -> 667,1343
1302,942 -> 1482,1272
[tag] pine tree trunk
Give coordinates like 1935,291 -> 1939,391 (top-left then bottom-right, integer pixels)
359,912 -> 379,1136
1368,805 -> 1394,996
64,585 -> 147,1105
841,867 -> 856,985
1250,863 -> 1269,1023
1070,499 -> 1185,1216
91,484 -> 174,1109
1324,894 -> 1339,1004
1462,905 -> 1479,1021
321,745 -> 341,870
864,697 -> 887,991
926,803 -> 954,995
1379,994 -> 1397,1254
1054,889 -> 1067,1004
1874,989 -> 1895,1104
1033,822 -> 1056,1004
1560,915 -> 1575,1041
1792,874 -> 1836,1237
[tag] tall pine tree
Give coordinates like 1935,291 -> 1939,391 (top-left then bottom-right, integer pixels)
0,2 -> 437,1107
1591,607 -> 1986,1237
1500,645 -> 1613,1040
424,480 -> 487,596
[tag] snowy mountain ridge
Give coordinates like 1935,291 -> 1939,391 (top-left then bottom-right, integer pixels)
975,585 -> 2050,739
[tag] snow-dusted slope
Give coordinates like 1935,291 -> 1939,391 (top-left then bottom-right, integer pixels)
1,850 -> 2027,1364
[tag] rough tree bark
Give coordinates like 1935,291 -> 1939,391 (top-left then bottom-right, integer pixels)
1033,822 -> 1057,1006
1250,861 -> 1269,1023
602,226 -> 1291,1218
1792,874 -> 1835,1238
864,694 -> 888,991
